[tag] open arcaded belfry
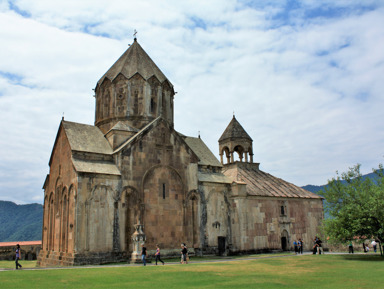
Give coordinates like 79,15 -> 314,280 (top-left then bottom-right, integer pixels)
37,37 -> 323,266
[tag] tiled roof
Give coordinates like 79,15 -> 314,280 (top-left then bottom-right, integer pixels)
184,137 -> 222,167
0,241 -> 41,247
72,159 -> 121,176
198,172 -> 232,184
222,163 -> 322,199
97,39 -> 171,86
62,121 -> 113,154
219,116 -> 252,143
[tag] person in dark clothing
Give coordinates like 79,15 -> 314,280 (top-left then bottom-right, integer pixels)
299,239 -> 304,254
155,244 -> 165,265
348,241 -> 354,253
141,244 -> 147,266
313,238 -> 318,254
316,238 -> 323,254
15,244 -> 22,270
181,244 -> 188,264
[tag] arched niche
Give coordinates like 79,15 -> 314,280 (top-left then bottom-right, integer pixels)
142,165 -> 185,248
118,186 -> 140,253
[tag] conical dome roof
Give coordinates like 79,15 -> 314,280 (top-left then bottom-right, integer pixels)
219,116 -> 252,143
97,39 -> 172,86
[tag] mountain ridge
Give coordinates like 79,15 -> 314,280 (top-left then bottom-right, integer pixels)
0,201 -> 43,242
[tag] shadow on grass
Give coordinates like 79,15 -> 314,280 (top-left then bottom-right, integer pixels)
341,254 -> 384,262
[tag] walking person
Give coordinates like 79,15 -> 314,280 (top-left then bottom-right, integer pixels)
15,244 -> 22,270
155,244 -> 165,265
181,244 -> 188,264
141,244 -> 147,266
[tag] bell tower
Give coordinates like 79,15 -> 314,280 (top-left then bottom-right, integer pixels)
94,38 -> 175,134
219,116 -> 254,165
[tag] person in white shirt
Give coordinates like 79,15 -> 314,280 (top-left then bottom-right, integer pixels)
371,240 -> 377,253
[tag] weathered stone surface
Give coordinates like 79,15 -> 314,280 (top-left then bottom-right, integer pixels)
37,40 -> 323,267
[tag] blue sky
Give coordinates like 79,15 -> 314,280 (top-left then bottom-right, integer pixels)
0,0 -> 384,204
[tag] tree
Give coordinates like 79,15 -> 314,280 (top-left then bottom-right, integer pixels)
321,164 -> 384,255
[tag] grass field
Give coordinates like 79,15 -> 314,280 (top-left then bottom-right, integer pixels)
1,254 -> 383,288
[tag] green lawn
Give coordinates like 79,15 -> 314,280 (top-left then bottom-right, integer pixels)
1,254 -> 383,288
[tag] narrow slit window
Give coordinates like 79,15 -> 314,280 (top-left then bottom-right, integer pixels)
162,183 -> 166,199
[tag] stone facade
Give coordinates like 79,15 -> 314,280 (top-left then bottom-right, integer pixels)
37,39 -> 323,267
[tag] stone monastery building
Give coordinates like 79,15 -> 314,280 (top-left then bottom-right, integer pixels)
37,38 -> 323,266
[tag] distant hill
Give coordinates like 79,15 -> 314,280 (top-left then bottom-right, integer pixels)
302,172 -> 381,219
0,201 -> 43,242
302,172 -> 380,195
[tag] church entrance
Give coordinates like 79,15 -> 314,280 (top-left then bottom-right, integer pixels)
218,236 -> 226,256
281,230 -> 289,251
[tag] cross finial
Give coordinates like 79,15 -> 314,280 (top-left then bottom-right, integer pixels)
233,110 -> 235,118
134,29 -> 138,41
198,131 -> 200,139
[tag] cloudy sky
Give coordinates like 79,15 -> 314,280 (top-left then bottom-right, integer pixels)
1,0 -> 383,204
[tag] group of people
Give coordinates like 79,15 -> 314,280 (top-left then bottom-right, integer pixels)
312,237 -> 323,254
348,239 -> 378,254
293,239 -> 304,254
364,240 -> 378,253
294,237 -> 323,255
141,243 -> 189,266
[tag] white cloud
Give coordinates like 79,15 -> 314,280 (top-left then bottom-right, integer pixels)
1,1 -> 384,204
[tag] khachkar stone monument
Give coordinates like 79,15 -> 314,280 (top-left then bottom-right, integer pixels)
131,223 -> 146,263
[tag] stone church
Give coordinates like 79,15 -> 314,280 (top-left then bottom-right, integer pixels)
37,38 -> 323,266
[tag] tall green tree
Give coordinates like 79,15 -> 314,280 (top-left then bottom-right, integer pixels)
321,164 -> 384,254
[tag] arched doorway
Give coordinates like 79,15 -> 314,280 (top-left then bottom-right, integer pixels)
281,230 -> 289,251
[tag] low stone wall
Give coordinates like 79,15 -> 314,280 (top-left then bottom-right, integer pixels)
326,241 -> 381,253
0,243 -> 41,261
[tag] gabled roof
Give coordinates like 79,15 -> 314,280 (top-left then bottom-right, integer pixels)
113,116 -> 162,153
183,136 -> 222,167
62,121 -> 113,154
97,39 -> 171,87
219,116 -> 252,143
222,163 -> 322,199
48,120 -> 120,176
107,121 -> 139,134
113,117 -> 201,167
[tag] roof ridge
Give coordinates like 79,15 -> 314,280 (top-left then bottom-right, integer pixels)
97,40 -> 171,87
113,116 -> 162,153
219,116 -> 252,142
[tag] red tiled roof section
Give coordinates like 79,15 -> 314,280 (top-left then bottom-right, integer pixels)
222,163 -> 322,199
0,241 -> 41,247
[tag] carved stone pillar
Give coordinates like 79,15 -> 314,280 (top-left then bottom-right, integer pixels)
131,223 -> 146,263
